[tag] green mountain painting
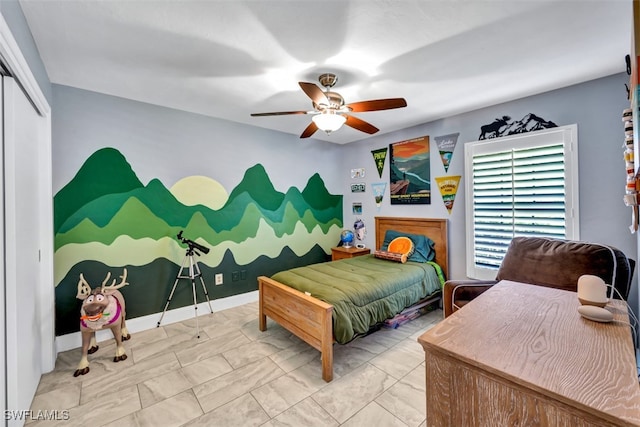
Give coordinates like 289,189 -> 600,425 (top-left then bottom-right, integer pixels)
54,147 -> 343,335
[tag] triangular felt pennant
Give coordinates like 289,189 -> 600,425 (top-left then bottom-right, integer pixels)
434,133 -> 459,173
371,147 -> 387,178
435,175 -> 461,214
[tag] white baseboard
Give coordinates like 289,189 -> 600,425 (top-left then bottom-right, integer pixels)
55,291 -> 259,353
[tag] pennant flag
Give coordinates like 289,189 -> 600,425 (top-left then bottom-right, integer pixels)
371,147 -> 388,178
435,175 -> 461,214
434,133 -> 459,173
371,182 -> 387,209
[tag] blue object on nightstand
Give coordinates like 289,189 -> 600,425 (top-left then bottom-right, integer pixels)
340,230 -> 354,248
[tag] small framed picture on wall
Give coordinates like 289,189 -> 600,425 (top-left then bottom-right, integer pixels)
352,202 -> 363,215
351,183 -> 366,193
351,168 -> 365,179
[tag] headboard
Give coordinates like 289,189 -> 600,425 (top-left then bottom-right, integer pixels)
375,217 -> 449,279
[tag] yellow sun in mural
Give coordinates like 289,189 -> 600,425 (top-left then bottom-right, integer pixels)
170,176 -> 229,210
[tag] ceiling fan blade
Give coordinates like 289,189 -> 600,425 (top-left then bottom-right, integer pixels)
300,121 -> 319,138
250,111 -> 309,117
299,82 -> 329,106
345,115 -> 379,134
346,98 -> 407,113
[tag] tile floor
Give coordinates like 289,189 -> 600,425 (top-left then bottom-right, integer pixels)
28,302 -> 443,427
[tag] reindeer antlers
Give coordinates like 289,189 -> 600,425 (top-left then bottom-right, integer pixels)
77,269 -> 129,299
76,274 -> 92,300
101,268 -> 129,292
101,271 -> 112,288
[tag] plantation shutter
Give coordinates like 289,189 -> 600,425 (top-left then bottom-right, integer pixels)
465,125 -> 579,279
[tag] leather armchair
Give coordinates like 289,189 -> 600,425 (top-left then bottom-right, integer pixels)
444,237 -> 635,318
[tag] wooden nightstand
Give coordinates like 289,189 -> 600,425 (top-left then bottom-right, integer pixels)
331,246 -> 371,261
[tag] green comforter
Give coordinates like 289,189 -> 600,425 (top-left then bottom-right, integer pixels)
271,254 -> 443,344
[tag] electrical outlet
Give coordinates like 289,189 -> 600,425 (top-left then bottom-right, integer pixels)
215,273 -> 223,285
232,271 -> 239,282
240,270 -> 247,280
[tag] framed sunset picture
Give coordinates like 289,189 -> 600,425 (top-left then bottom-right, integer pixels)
389,135 -> 431,205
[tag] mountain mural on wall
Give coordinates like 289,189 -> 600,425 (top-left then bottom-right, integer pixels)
54,147 -> 343,335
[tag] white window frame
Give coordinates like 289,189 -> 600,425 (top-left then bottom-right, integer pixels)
465,124 -> 579,280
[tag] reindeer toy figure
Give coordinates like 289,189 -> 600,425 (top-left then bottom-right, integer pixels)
74,268 -> 131,377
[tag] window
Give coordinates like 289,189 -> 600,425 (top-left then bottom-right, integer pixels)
465,124 -> 579,280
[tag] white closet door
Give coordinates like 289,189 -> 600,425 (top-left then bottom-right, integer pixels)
4,75 -> 47,426
0,71 -> 5,427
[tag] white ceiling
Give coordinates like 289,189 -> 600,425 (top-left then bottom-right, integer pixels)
19,0 -> 632,144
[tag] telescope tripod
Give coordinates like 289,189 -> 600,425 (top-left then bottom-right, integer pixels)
157,247 -> 213,338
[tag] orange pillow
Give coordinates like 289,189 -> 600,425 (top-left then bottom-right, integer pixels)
387,236 -> 415,260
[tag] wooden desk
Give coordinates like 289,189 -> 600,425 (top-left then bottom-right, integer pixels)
418,280 -> 640,427
331,246 -> 370,261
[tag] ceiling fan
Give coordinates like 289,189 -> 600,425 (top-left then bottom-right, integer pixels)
251,73 -> 407,138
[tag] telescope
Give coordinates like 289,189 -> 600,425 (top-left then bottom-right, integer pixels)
159,230 -> 214,336
177,231 -> 210,255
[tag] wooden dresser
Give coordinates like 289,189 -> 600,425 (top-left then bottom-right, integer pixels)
418,280 -> 640,426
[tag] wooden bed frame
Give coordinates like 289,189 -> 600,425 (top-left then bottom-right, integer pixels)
258,216 -> 448,382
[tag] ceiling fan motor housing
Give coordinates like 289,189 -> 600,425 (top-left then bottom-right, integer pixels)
318,73 -> 338,88
313,91 -> 344,110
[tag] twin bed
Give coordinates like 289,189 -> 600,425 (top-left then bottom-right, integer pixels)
258,216 -> 448,382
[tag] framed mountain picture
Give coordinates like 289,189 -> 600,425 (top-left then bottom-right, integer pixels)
389,136 -> 431,205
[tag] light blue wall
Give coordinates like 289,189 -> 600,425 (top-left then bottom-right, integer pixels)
52,85 -> 344,196
340,72 -> 638,313
53,74 -> 637,312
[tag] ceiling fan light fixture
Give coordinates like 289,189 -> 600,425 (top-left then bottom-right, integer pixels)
251,73 -> 407,138
312,111 -> 346,133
